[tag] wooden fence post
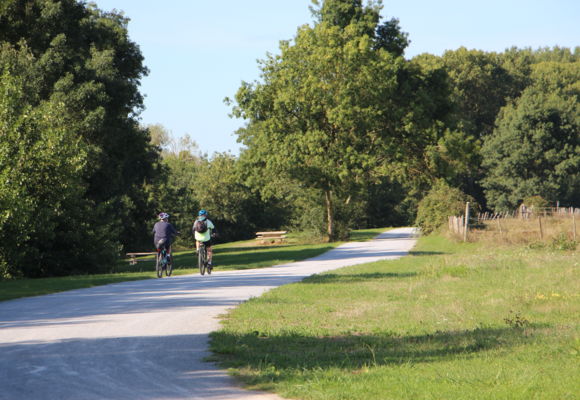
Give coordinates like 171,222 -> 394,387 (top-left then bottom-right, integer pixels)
464,202 -> 470,242
573,213 -> 577,241
538,216 -> 543,240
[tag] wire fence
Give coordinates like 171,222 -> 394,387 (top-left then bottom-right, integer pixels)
449,204 -> 579,243
478,207 -> 580,221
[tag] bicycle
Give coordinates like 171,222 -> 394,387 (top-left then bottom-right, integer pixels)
155,244 -> 173,278
197,241 -> 211,275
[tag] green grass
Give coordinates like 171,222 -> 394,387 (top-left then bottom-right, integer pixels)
209,234 -> 580,399
0,228 -> 390,302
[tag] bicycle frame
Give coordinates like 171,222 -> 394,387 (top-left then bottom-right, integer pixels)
156,243 -> 173,278
197,242 -> 209,275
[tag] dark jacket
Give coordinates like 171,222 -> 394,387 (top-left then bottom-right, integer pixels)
152,221 -> 178,245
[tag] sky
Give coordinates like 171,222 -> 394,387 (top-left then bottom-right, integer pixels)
92,0 -> 580,156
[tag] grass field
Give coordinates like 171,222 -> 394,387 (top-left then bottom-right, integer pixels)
0,228 -> 388,302
209,235 -> 580,399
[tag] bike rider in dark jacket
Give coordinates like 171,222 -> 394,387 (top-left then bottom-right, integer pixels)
152,212 -> 178,261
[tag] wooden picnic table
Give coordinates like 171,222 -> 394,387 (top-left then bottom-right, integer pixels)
255,231 -> 288,244
126,252 -> 157,265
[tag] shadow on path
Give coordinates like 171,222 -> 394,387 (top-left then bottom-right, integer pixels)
0,227 -> 420,400
0,334 -> 265,400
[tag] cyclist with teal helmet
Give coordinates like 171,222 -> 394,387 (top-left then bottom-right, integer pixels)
192,209 -> 216,267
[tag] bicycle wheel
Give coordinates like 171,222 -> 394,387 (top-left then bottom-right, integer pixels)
198,246 -> 206,275
155,251 -> 163,278
166,253 -> 173,276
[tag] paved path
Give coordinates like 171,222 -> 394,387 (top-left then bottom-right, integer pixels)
0,227 -> 417,400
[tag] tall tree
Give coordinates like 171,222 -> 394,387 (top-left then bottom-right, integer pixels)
0,67 -> 107,278
441,47 -> 519,139
481,61 -> 580,210
0,0 -> 158,276
311,0 -> 377,29
374,17 -> 409,56
232,0 -> 446,239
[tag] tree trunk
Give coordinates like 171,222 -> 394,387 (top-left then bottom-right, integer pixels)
325,190 -> 335,241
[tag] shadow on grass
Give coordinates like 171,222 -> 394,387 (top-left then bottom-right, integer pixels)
214,246 -> 335,269
210,324 -> 545,374
348,230 -> 386,242
303,272 -> 418,284
213,245 -> 291,254
409,251 -> 446,256
212,245 -> 273,254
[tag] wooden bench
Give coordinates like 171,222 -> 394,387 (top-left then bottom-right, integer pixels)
126,252 -> 157,265
256,231 -> 288,244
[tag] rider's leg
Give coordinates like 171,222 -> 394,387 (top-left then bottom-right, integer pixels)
207,244 -> 213,264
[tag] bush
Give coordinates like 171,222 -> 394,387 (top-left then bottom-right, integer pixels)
416,180 -> 478,234
550,234 -> 577,251
522,195 -> 550,210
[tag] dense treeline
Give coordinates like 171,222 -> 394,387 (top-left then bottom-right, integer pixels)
0,0 -> 578,278
0,0 -> 161,278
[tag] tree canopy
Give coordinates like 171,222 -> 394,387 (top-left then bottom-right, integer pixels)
0,0 -> 158,277
481,61 -> 580,210
231,0 -> 451,239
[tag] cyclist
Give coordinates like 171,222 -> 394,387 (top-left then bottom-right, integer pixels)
192,209 -> 216,268
152,212 -> 178,262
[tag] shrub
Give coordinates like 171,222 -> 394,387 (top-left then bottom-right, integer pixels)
550,233 -> 577,251
523,195 -> 551,210
416,180 -> 478,234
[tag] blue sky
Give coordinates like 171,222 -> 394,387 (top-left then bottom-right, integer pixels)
93,0 -> 580,156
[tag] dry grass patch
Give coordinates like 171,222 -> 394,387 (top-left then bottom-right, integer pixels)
466,214 -> 578,250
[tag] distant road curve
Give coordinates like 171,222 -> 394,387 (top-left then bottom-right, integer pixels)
0,227 -> 418,400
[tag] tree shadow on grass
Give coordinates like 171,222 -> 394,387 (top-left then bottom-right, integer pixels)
348,230 -> 388,242
409,251 -> 446,256
213,246 -> 335,268
213,245 -> 291,254
302,272 -> 418,284
210,324 -> 546,376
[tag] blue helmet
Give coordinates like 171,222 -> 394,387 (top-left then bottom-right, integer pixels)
198,209 -> 208,216
158,212 -> 169,220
